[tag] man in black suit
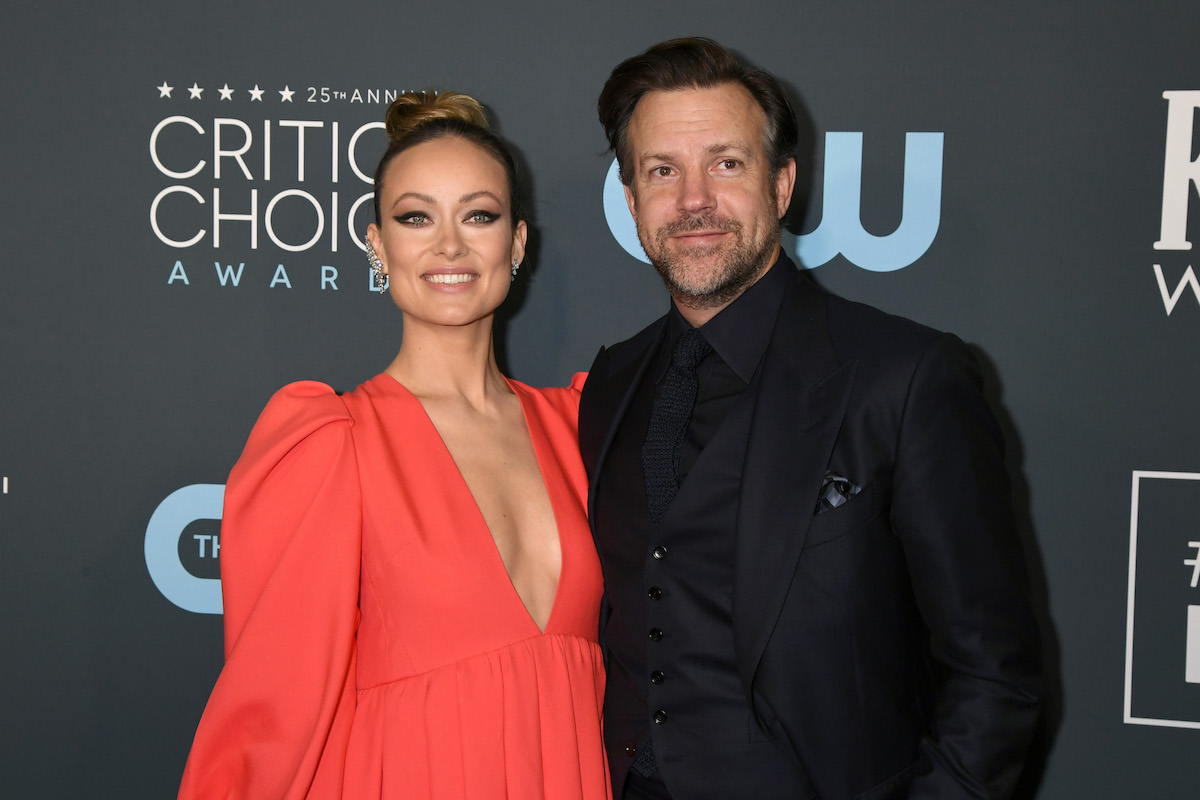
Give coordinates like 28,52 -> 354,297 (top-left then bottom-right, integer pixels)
579,38 -> 1042,800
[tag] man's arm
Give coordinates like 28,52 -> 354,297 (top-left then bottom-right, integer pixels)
889,334 -> 1042,799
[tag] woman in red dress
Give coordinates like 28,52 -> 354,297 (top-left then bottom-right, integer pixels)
178,92 -> 610,800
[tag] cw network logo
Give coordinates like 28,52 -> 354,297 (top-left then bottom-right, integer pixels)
1152,90 -> 1200,316
145,484 -> 224,614
603,131 -> 944,272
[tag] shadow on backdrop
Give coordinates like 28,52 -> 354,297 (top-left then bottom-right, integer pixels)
776,75 -> 818,240
488,112 -> 538,378
969,344 -> 1060,799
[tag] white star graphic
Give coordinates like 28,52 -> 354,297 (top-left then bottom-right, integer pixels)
279,85 -> 295,102
188,83 -> 204,99
249,84 -> 265,101
157,82 -> 173,98
218,83 -> 234,101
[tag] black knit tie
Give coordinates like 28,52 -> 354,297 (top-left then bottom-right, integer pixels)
642,328 -> 712,525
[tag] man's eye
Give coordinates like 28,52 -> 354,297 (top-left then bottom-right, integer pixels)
653,166 -> 672,177
720,159 -> 740,170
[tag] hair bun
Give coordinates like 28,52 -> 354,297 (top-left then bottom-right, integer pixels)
384,91 -> 491,141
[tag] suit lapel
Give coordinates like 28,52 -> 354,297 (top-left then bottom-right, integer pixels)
584,319 -> 667,527
733,273 -> 858,690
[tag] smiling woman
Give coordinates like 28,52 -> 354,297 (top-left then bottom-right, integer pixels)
368,134 -> 524,329
177,92 -> 611,800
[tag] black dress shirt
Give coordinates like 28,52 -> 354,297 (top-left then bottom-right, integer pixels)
659,260 -> 789,481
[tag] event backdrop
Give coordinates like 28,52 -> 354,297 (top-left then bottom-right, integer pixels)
2,1 -> 1199,796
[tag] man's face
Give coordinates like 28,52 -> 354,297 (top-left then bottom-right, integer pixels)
624,83 -> 795,316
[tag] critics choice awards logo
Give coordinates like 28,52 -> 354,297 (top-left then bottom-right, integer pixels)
148,80 -> 398,292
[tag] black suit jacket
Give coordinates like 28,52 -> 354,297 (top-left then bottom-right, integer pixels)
579,265 -> 1042,799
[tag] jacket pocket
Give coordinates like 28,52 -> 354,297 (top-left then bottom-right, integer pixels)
803,485 -> 879,548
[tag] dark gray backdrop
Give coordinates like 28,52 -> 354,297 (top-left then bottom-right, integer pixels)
3,1 -> 1198,796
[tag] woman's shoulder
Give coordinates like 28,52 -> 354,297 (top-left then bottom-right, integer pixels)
510,371 -> 588,410
256,380 -> 354,437
230,381 -> 357,483
505,373 -> 588,449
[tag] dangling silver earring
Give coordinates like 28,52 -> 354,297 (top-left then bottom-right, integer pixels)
366,242 -> 387,294
511,259 -> 520,282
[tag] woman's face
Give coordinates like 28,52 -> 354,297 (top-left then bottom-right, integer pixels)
367,136 -> 526,329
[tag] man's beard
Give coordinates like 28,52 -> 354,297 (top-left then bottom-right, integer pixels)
638,211 -> 778,311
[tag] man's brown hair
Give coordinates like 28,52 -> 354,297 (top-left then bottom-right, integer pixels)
598,37 -> 799,185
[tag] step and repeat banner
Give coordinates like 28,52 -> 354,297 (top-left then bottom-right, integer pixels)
2,1 -> 1198,796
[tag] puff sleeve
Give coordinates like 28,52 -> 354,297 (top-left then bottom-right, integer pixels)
179,382 -> 361,800
567,371 -> 588,408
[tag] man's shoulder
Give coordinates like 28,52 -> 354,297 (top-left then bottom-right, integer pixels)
785,277 -> 977,397
795,276 -> 947,363
578,315 -> 666,463
588,314 -> 667,380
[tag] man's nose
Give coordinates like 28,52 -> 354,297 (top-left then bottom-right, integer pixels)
677,171 -> 716,214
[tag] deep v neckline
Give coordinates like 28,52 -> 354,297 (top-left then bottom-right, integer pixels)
378,373 -> 565,635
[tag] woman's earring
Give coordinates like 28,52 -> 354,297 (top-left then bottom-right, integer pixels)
367,243 -> 387,294
511,260 -> 520,282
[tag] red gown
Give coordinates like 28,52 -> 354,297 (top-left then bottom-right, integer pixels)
178,373 -> 611,799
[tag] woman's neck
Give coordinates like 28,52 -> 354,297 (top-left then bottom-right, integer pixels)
384,316 -> 509,408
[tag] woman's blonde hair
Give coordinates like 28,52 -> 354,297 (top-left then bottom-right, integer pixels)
384,91 -> 490,140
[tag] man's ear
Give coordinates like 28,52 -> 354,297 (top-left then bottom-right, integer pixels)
624,183 -> 638,224
775,157 -> 797,219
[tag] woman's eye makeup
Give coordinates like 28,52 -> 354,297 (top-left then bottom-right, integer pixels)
394,210 -> 502,226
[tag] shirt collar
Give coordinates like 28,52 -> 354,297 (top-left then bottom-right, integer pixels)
663,252 -> 792,383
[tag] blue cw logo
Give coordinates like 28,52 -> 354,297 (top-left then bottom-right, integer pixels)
602,132 -> 944,273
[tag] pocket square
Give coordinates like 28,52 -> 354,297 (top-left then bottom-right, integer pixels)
815,472 -> 861,514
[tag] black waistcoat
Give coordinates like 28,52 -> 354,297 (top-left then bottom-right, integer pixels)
594,346 -> 815,800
